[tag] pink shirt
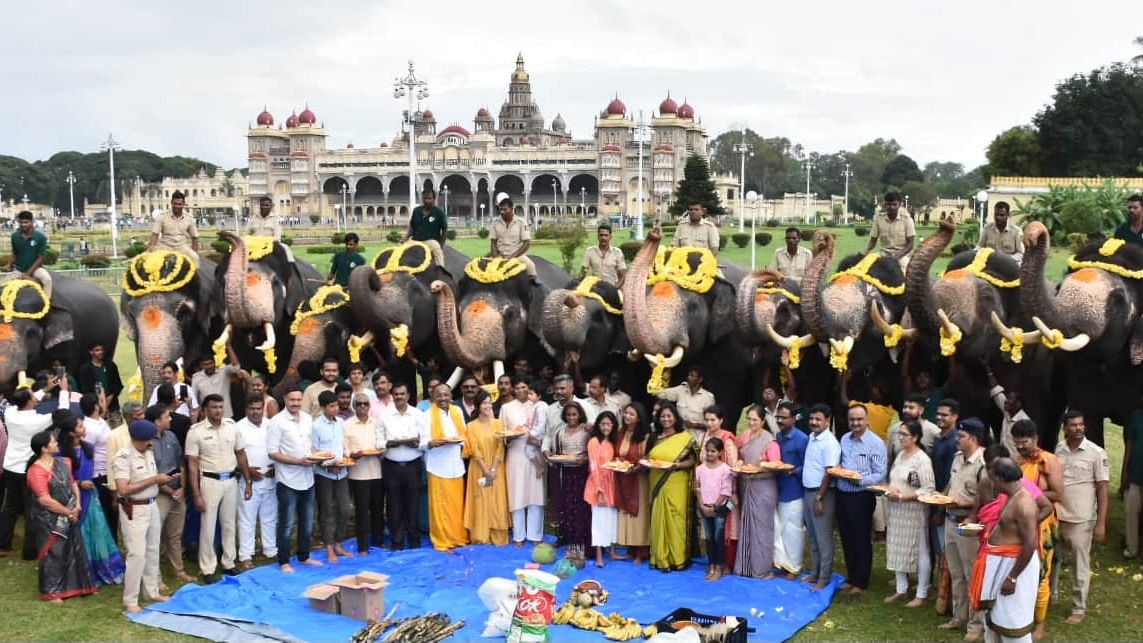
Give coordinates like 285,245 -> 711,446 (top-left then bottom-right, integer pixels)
696,461 -> 734,506
584,437 -> 616,507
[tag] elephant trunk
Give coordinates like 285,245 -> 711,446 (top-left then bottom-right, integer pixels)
348,266 -> 390,330
905,218 -> 956,335
541,288 -> 588,351
1019,222 -> 1060,329
274,321 -> 328,398
800,230 -> 835,341
432,280 -> 504,369
0,323 -> 31,391
622,228 -> 677,355
219,231 -> 258,328
735,270 -> 781,344
131,304 -> 186,402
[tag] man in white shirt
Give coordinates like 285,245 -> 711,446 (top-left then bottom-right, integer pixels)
191,354 -> 247,420
236,397 -> 277,569
380,381 -> 425,550
582,375 -> 620,420
419,383 -> 469,551
0,387 -> 62,558
267,390 -> 320,572
147,361 -> 197,420
80,392 -> 118,536
768,227 -> 813,281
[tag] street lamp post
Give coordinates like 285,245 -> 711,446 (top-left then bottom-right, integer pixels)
479,203 -> 485,228
733,128 -> 753,233
580,186 -> 586,221
101,134 -> 121,257
442,185 -> 449,219
746,190 -> 759,269
841,162 -> 852,224
66,171 -> 77,219
394,61 -> 429,215
975,189 -> 988,242
338,184 -> 347,233
802,159 -> 815,224
633,110 -> 651,240
21,194 -> 30,208
551,179 -> 558,221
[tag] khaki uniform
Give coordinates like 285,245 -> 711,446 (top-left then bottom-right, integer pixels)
581,245 -> 626,286
673,219 -> 720,253
185,419 -> 244,575
979,223 -> 1023,262
767,246 -> 813,281
246,213 -> 283,240
302,380 -> 338,419
870,213 -> 915,259
1054,438 -> 1110,614
151,213 -> 199,258
943,447 -> 985,634
111,445 -> 161,607
490,216 -> 536,277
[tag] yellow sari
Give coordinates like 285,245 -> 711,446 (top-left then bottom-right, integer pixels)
648,431 -> 696,571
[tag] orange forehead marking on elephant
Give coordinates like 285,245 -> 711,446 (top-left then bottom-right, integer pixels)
943,269 -> 968,281
380,273 -> 394,283
246,273 -> 261,287
145,355 -> 164,365
832,274 -> 857,287
142,306 -> 163,330
651,281 -> 675,298
1071,268 -> 1100,283
286,367 -> 298,376
296,317 -> 319,336
0,324 -> 11,341
466,300 -> 489,315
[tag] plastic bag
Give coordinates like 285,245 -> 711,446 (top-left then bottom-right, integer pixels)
506,569 -> 560,643
478,577 -> 519,638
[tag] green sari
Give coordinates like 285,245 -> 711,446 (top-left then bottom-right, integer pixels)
648,431 -> 696,571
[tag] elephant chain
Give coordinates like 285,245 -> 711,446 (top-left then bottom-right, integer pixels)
0,279 -> 49,322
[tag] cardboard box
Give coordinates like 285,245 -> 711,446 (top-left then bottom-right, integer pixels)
331,572 -> 389,622
302,583 -> 341,614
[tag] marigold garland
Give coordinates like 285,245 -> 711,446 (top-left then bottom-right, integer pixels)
999,328 -> 1026,364
0,279 -> 50,323
1041,328 -> 1065,350
786,344 -> 803,370
829,343 -> 850,371
390,323 -> 410,358
1066,243 -> 1143,280
574,276 -> 623,315
646,247 -> 717,294
828,253 -> 905,295
939,325 -> 963,357
122,251 -> 197,296
244,236 -> 275,261
942,247 -> 1019,289
1099,238 -> 1125,257
347,331 -> 372,364
646,354 -> 671,395
882,323 -> 905,348
465,257 -> 525,284
374,242 -> 433,275
289,285 -> 350,335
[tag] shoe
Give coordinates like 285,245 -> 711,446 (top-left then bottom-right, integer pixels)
201,573 -> 221,585
222,567 -> 239,576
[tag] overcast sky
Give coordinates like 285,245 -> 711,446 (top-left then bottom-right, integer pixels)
3,1 -> 1141,171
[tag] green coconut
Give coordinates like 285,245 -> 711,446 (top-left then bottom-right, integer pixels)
532,542 -> 557,564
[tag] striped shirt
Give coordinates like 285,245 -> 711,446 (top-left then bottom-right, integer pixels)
836,429 -> 887,493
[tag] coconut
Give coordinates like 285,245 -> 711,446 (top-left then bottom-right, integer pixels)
532,542 -> 557,564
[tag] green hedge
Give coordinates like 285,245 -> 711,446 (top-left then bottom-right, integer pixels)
386,230 -> 403,244
210,239 -> 230,254
754,232 -> 772,246
43,248 -> 59,266
731,232 -> 751,248
80,255 -> 112,268
619,241 -> 642,262
124,241 -> 147,258
854,226 -> 871,237
477,228 -> 490,239
446,229 -> 457,241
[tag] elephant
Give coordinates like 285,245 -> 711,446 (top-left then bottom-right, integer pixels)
540,275 -> 629,378
734,269 -> 835,409
1017,222 -> 1143,446
621,228 -> 753,420
214,231 -> 323,379
346,241 -> 468,373
432,254 -> 568,386
0,275 -> 119,393
120,250 -> 221,400
902,219 -> 1061,442
272,284 -> 361,399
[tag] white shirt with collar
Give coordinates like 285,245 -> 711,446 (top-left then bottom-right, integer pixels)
380,405 -> 425,462
419,405 -> 465,479
236,416 -> 275,490
266,410 -> 314,491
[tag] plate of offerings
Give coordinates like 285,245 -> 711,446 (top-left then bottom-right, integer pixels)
827,467 -> 863,481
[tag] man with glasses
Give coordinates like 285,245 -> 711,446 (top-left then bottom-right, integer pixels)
379,382 -> 425,550
457,375 -> 481,423
768,227 -> 812,281
827,404 -> 887,597
774,401 -> 809,579
345,393 -> 385,554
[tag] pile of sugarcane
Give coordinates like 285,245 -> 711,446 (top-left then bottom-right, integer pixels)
350,608 -> 465,643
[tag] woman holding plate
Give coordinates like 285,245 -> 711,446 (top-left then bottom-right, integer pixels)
734,404 -> 782,578
463,391 -> 511,545
546,401 -> 592,565
647,402 -> 697,572
615,402 -> 652,564
884,419 -> 935,607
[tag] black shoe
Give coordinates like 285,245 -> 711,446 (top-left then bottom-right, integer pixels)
222,567 -> 239,576
201,573 -> 221,585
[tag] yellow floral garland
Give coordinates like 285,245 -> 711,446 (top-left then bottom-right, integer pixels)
465,257 -> 525,284
289,285 -> 350,335
122,251 -> 197,297
999,328 -> 1026,364
374,241 -> 433,275
646,354 -> 671,394
390,324 -> 410,358
244,236 -> 275,261
942,247 -> 1019,289
757,284 -> 801,305
829,343 -> 849,371
787,344 -> 804,370
574,276 -> 623,315
347,332 -> 372,364
828,253 -> 905,295
1099,238 -> 1125,257
646,247 -> 717,294
1067,240 -> 1143,279
1040,328 -> 1064,350
0,279 -> 50,323
939,325 -> 963,357
882,323 -> 905,348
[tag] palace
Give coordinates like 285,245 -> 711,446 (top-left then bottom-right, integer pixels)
244,54 -> 710,223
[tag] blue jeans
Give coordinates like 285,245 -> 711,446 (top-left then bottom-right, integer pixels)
276,483 -> 314,566
701,513 -> 726,566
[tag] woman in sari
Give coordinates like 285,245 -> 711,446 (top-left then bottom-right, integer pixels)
546,401 -> 592,565
463,391 -> 510,545
648,401 -> 697,572
701,405 -> 739,574
56,414 -> 125,585
26,430 -> 97,602
615,403 -> 651,564
734,404 -> 781,579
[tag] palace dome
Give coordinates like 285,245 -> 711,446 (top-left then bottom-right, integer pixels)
298,105 -> 317,125
606,97 -> 626,116
476,107 -> 491,119
439,124 -> 471,137
552,113 -> 566,131
256,108 -> 274,126
422,109 -> 435,121
676,101 -> 694,119
659,94 -> 678,116
285,111 -> 299,128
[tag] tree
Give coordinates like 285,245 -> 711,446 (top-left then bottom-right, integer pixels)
1133,35 -> 1143,67
880,154 -> 924,190
669,154 -> 725,217
986,126 -> 1042,177
899,180 -> 938,210
708,129 -> 803,197
1033,63 -> 1143,176
848,138 -> 902,217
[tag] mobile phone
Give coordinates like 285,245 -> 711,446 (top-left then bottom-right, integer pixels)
167,468 -> 181,477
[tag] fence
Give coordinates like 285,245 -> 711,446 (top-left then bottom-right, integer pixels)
54,267 -> 126,297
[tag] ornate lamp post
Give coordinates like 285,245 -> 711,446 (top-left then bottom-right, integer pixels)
733,128 -> 752,232
66,171 -> 77,219
802,159 -> 815,225
633,110 -> 651,240
100,134 -> 121,257
394,61 -> 428,215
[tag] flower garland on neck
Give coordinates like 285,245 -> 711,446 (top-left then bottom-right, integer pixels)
0,279 -> 50,323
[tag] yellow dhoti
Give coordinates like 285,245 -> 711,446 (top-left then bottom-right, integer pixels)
428,474 -> 468,551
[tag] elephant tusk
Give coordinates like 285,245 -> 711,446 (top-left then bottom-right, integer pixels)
642,345 -> 685,369
1058,333 -> 1090,351
827,336 -> 855,371
870,303 -> 916,347
627,349 -> 642,362
212,324 -> 232,367
936,308 -> 961,339
936,308 -> 963,357
255,322 -> 276,351
348,331 -> 375,364
1030,316 -> 1089,351
445,366 -> 465,390
990,311 -> 1015,341
175,357 -> 185,382
16,370 -> 30,390
492,359 -> 505,383
765,324 -> 815,349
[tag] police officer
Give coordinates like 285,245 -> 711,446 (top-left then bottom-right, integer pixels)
112,420 -> 171,613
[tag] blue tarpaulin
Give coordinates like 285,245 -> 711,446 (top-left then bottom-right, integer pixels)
128,541 -> 838,642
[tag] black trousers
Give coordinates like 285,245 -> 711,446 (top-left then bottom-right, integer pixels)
383,458 -> 421,549
93,475 -> 118,538
836,490 -> 875,589
349,477 -> 386,551
0,471 -> 36,560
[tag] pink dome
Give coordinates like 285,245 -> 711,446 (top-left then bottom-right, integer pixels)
676,101 -> 694,119
346,143 -> 355,149
422,109 -> 435,121
298,106 -> 317,125
285,111 -> 299,128
476,107 -> 491,118
605,97 -> 626,116
659,95 -> 678,116
439,124 -> 471,137
256,108 -> 274,126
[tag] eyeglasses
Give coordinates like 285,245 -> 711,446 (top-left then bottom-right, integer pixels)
353,402 -> 371,407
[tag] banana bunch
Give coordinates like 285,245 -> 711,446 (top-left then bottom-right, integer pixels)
570,606 -> 606,629
552,602 -> 576,625
599,614 -> 643,641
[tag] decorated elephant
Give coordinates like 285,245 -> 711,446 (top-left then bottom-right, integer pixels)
735,269 -> 834,406
621,228 -> 753,418
120,251 -> 221,400
902,219 -> 1060,440
346,241 -> 468,372
214,232 -> 323,378
541,275 -> 629,378
272,284 -> 360,399
1017,223 -> 1143,446
0,276 -> 119,393
432,255 -> 568,386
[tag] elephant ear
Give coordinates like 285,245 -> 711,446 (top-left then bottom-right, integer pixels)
1131,315 -> 1143,366
43,309 -> 75,350
707,279 -> 737,346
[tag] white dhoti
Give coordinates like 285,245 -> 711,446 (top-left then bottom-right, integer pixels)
773,499 -> 804,573
975,546 -> 1039,643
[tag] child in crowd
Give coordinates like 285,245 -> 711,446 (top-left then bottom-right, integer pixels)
695,437 -> 734,580
585,411 -> 619,568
